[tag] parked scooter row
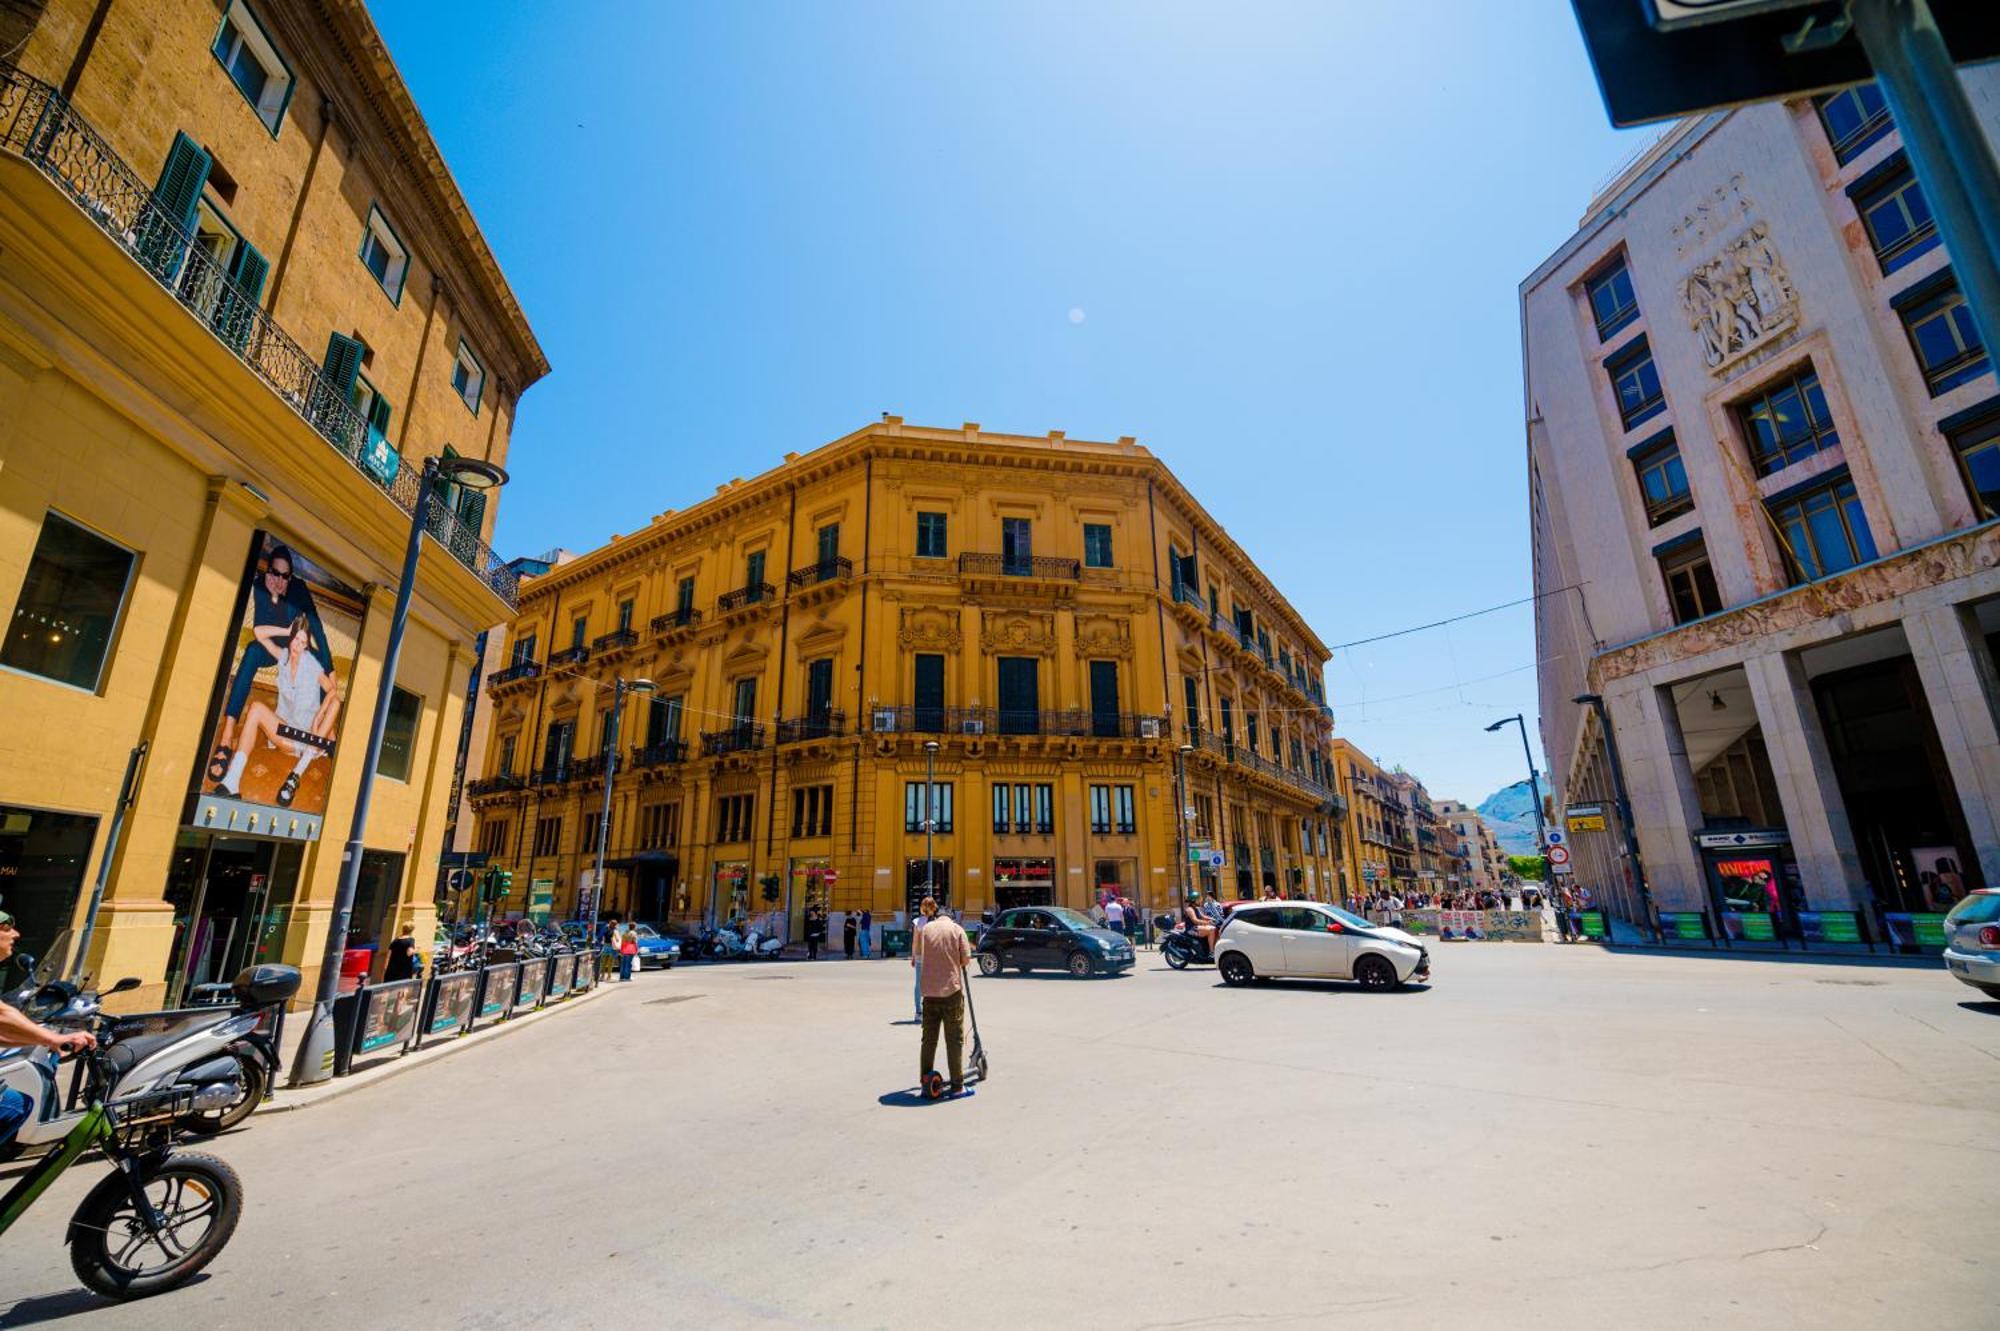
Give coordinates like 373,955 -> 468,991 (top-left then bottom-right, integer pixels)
699,923 -> 785,960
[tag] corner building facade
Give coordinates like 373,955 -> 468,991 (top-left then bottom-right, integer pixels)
0,0 -> 546,1003
469,421 -> 1346,933
1525,73 -> 2000,937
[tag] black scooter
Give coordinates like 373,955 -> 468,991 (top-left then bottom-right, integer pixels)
1161,926 -> 1215,969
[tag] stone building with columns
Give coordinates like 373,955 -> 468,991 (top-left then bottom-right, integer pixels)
0,0 -> 546,1003
465,419 -> 1346,937
1524,73 -> 2000,940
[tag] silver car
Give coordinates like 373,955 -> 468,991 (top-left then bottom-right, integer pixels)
1942,889 -> 2000,1000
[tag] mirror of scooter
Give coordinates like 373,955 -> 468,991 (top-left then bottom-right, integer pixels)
106,976 -> 143,995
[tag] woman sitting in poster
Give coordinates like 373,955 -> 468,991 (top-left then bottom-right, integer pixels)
217,614 -> 341,807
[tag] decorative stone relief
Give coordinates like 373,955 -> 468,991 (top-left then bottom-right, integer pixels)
1680,222 -> 1798,372
980,611 -> 1057,657
1073,614 -> 1134,660
898,607 -> 963,653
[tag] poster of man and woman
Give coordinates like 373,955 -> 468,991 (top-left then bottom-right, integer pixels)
191,532 -> 363,833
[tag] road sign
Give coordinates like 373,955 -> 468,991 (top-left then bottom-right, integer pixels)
1545,829 -> 1566,848
1207,850 -> 1227,870
1570,0 -> 2000,127
1567,805 -> 1607,833
1548,844 -> 1572,867
1184,806 -> 1197,821
1550,857 -> 1575,877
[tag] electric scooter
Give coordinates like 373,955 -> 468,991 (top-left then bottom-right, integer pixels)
922,966 -> 990,1100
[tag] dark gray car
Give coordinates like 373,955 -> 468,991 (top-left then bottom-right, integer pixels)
975,906 -> 1134,978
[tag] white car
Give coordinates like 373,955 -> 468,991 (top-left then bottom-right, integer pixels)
1215,901 -> 1429,990
1942,889 -> 2000,1000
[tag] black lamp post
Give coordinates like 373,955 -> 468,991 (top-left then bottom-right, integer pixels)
1485,714 -> 1549,871
290,453 -> 506,1086
1175,742 -> 1195,917
589,676 -> 654,944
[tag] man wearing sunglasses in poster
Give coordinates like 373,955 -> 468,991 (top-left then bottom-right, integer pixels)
203,541 -> 333,799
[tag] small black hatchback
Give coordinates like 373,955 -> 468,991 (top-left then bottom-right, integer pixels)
975,906 -> 1135,979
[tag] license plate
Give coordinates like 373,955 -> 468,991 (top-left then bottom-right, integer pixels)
1948,959 -> 1967,974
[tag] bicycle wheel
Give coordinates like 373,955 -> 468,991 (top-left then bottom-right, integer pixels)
68,1152 -> 243,1299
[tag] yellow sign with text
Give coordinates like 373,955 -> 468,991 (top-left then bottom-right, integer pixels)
1566,809 -> 1607,833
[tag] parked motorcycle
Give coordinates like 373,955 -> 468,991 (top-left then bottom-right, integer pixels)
741,927 -> 785,960
1161,925 -> 1215,970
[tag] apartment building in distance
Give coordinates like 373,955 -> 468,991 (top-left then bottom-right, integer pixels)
0,0 -> 547,1003
1525,72 -> 2000,937
465,420 -> 1347,934
1333,739 -> 1405,897
1435,799 -> 1507,897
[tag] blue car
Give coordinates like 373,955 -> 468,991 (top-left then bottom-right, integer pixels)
595,922 -> 680,970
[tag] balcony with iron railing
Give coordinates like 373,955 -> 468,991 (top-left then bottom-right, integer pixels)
0,66 -> 518,607
570,754 -> 607,783
958,553 -> 1080,581
717,582 -> 775,615
531,762 -> 571,788
701,724 -> 766,757
592,628 -> 638,654
485,661 -> 541,690
629,738 -> 688,768
466,772 -> 525,798
652,606 -> 703,634
787,557 -> 853,592
865,704 -> 991,736
777,710 -> 846,744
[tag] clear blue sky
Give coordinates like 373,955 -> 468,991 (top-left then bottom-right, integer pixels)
374,1 -> 1653,806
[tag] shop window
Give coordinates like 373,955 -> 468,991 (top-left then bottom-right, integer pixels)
375,687 -> 422,781
1769,474 -> 1878,584
1,513 -> 137,692
1606,336 -> 1665,431
211,0 -> 293,134
1584,255 -> 1638,341
904,781 -> 952,833
1737,367 -> 1840,476
1897,272 -> 1989,397
1631,431 -> 1693,526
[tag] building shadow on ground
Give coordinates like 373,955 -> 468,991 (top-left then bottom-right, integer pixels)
1956,1000 -> 2000,1017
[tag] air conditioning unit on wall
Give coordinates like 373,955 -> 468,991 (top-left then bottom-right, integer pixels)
960,718 -> 985,735
1137,718 -> 1162,738
872,709 -> 898,733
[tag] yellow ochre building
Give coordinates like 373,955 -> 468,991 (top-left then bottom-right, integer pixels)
0,0 -> 546,1002
466,420 -> 1349,936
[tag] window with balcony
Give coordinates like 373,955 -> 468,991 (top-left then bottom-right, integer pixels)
744,549 -> 767,597
1183,674 -> 1202,735
1083,523 -> 1113,568
997,657 -> 1039,734
913,653 -> 946,732
732,677 -> 758,728
1001,517 -> 1033,574
0,513 -> 136,693
1584,255 -> 1638,341
451,340 -> 485,414
675,576 -> 697,616
716,794 -> 755,843
1897,273 -> 1989,397
211,1 -> 293,135
904,781 -> 953,834
1945,402 -> 2000,521
1816,82 -> 1893,164
1737,367 -> 1840,476
1657,535 -> 1722,625
815,522 -> 840,569
1769,473 -> 1878,584
1606,336 -> 1665,431
358,205 -> 409,303
510,632 -> 536,666
793,785 -> 834,837
1631,431 -> 1693,526
1851,154 -> 1938,275
571,616 -> 587,649
916,511 -> 947,559
648,693 -> 684,744
617,599 -> 634,632
497,734 -> 517,776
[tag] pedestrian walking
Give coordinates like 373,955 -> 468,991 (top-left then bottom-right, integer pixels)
805,905 -> 824,961
1103,895 -> 1124,935
617,922 -> 639,981
383,918 -> 419,982
911,895 -> 973,1098
843,911 -> 858,959
858,908 -> 873,959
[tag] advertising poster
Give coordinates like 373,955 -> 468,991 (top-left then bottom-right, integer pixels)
478,963 -> 520,1017
357,978 -> 421,1053
425,971 -> 478,1035
189,533 -> 364,842
515,957 -> 549,1009
1909,846 -> 1968,913
546,952 -> 573,1000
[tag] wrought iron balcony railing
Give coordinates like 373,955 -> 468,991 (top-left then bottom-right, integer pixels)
1171,581 -> 1207,613
532,762 -> 570,788
717,582 -> 775,613
777,710 -> 845,744
629,739 -> 688,768
486,661 -> 541,687
787,556 -> 853,590
570,754 -> 607,783
548,645 -> 589,668
958,553 -> 1080,581
701,724 -> 765,757
865,704 -> 990,736
652,606 -> 702,633
466,773 -> 525,797
592,628 -> 638,653
0,66 -> 518,607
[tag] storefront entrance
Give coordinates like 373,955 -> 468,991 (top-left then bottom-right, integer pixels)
1696,834 -> 1799,940
992,857 -> 1051,910
905,858 -> 950,917
164,832 -> 304,1006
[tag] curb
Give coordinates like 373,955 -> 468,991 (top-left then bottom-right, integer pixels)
1600,941 -> 1941,969
257,980 -> 615,1115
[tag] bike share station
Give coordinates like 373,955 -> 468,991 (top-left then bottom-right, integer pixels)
324,943 -> 599,1077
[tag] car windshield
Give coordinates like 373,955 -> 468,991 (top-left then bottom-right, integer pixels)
1047,907 -> 1098,931
1944,893 -> 2000,926
633,924 -> 661,939
1320,906 -> 1374,931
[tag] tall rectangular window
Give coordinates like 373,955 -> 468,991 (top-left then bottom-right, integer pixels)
376,687 -> 422,781
1816,82 -> 1893,164
211,1 -> 292,134
1659,538 -> 1722,625
1898,274 -> 1989,397
676,576 -> 696,612
451,340 -> 485,414
1737,368 -> 1840,476
1852,155 -> 1938,275
993,784 -> 1011,834
543,719 -> 574,776
997,657 -> 1039,734
1584,256 -> 1638,341
358,205 -> 409,302
1090,784 -> 1112,834
792,785 -> 832,837
650,694 -> 684,744
617,598 -> 634,632
1033,784 -> 1054,834
571,616 -> 587,649
732,677 -> 757,728
1769,474 -> 1878,584
816,522 -> 840,567
497,734 -> 517,776
533,816 -> 562,857
1183,674 -> 1202,735
904,781 -> 953,833
913,653 -> 945,731
1946,405 -> 2000,521
510,632 -> 537,665
744,549 -> 766,593
916,511 -> 947,559
0,513 -> 136,692
1606,336 -> 1665,431
716,793 -> 755,843
1001,517 -> 1032,573
1089,659 -> 1120,737
1083,522 -> 1113,568
1090,784 -> 1135,834
806,657 -> 834,721
1631,432 -> 1693,526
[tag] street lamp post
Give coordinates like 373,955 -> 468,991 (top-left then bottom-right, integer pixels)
1485,712 -> 1549,866
1575,693 -> 1656,939
589,676 -> 654,945
290,453 -> 506,1086
923,739 -> 939,906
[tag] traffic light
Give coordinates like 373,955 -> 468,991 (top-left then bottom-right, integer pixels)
494,868 -> 513,900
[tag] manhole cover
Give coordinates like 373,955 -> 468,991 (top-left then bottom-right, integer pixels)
1813,979 -> 1885,987
646,995 -> 704,1006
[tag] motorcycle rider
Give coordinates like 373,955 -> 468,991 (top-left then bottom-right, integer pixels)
0,910 -> 97,1144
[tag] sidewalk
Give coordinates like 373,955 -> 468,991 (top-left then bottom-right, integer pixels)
1593,914 -> 1940,968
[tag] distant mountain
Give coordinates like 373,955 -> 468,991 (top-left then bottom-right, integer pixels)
1477,777 -> 1547,857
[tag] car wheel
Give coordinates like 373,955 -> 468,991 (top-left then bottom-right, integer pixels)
1218,952 -> 1254,987
977,952 -> 1001,977
1067,951 -> 1094,979
1977,982 -> 2000,1000
1354,954 -> 1398,990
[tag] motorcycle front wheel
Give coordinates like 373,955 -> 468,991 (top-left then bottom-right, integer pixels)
1163,942 -> 1189,970
68,1152 -> 243,1299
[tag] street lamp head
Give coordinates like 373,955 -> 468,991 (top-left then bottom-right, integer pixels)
923,740 -> 940,752
1483,719 -> 1510,733
1178,743 -> 1194,754
433,455 -> 509,491
629,678 -> 656,694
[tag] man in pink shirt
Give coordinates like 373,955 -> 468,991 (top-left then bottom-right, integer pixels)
911,895 -> 973,1096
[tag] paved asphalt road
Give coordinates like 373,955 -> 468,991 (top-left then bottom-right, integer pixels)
3,944 -> 1996,1329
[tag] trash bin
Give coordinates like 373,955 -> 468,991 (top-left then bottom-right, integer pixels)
338,946 -> 375,994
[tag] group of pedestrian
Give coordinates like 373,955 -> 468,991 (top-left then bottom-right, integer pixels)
803,906 -> 874,960
597,916 -> 639,980
1088,893 -> 1142,941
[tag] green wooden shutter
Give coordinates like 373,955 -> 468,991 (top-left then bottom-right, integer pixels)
141,132 -> 211,280
214,240 -> 267,350
323,333 -> 364,396
366,393 -> 392,435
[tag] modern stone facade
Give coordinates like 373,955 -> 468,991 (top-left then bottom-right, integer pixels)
1524,72 -> 2000,939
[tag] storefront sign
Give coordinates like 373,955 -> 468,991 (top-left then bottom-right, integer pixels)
1566,805 -> 1607,833
1695,829 -> 1787,849
1658,911 -> 1709,941
477,963 -> 520,1018
423,970 -> 478,1036
354,977 -> 421,1053
1722,911 -> 1777,942
1883,913 -> 1949,949
186,532 -> 364,843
